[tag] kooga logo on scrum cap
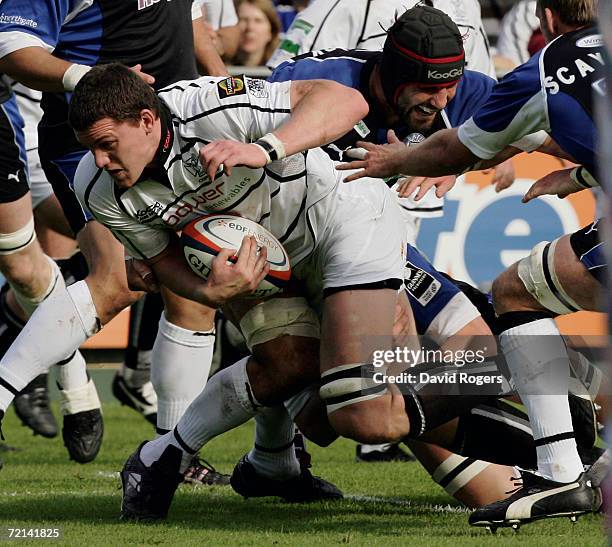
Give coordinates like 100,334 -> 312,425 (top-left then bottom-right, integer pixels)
427,68 -> 463,79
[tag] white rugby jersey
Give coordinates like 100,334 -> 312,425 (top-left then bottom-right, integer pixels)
267,0 -> 495,78
496,0 -> 539,66
73,75 -> 339,264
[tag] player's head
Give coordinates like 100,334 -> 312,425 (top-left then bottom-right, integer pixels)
379,5 -> 464,130
535,0 -> 597,42
69,63 -> 161,188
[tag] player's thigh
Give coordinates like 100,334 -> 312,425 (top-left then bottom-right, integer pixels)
224,294 -> 321,399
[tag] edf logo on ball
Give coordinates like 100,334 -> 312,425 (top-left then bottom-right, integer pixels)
416,177 -> 583,287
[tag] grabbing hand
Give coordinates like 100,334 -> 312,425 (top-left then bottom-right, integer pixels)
129,64 -> 155,86
336,130 -> 407,182
206,236 -> 270,304
522,168 -> 580,203
482,158 -> 515,193
199,141 -> 269,180
397,174 -> 457,201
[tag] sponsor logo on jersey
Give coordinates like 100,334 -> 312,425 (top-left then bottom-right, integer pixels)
184,152 -> 208,182
404,133 -> 426,147
354,120 -> 370,138
403,261 -> 441,306
279,39 -> 300,56
136,201 -> 164,223
576,34 -> 603,48
137,0 -> 171,11
0,13 -> 38,27
543,51 -> 604,94
427,68 -> 463,80
246,78 -> 269,98
217,77 -> 246,99
292,19 -> 314,34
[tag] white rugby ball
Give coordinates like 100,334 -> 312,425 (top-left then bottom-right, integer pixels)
181,214 -> 291,298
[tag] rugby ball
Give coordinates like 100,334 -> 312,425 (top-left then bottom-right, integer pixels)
181,214 -> 291,298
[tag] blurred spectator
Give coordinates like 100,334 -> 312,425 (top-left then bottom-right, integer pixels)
234,0 -> 281,66
200,0 -> 240,60
267,0 -> 495,78
494,0 -> 539,72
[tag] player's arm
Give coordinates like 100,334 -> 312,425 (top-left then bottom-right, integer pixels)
522,166 -> 599,203
193,15 -> 229,77
200,78 -> 369,178
145,235 -> 268,307
0,47 -> 154,92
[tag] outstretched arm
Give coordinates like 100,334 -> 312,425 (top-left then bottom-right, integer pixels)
200,79 -> 369,177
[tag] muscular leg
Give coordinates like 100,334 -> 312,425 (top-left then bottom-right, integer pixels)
492,232 -> 600,483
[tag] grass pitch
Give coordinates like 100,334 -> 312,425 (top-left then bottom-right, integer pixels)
0,376 -> 605,546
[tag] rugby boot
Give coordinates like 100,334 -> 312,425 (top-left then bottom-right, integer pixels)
183,455 -> 230,486
14,374 -> 58,438
60,380 -> 104,463
469,469 -> 601,532
112,373 -> 157,426
356,442 -> 415,463
230,454 -> 343,502
121,442 -> 183,521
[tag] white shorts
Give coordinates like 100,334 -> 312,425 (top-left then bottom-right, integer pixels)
294,178 -> 406,310
28,148 -> 54,210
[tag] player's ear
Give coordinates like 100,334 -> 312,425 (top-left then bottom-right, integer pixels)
544,7 -> 556,36
140,109 -> 157,133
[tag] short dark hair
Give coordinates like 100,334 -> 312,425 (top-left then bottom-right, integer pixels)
536,0 -> 597,26
68,63 -> 160,132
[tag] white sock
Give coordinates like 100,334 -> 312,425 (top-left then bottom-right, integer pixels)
248,405 -> 300,479
0,280 -> 99,412
54,351 -> 89,391
500,319 -> 584,482
151,313 -> 214,432
122,351 -> 152,389
141,356 -> 258,470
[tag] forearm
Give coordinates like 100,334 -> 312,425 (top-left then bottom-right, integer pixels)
277,80 -> 369,156
0,47 -> 75,92
462,146 -> 522,172
218,26 -> 240,60
193,17 -> 229,76
148,243 -> 218,308
398,128 -> 479,177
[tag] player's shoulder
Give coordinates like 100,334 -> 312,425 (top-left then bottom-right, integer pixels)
73,152 -> 113,207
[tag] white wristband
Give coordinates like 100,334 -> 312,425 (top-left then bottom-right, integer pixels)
570,166 -> 599,189
254,133 -> 286,163
62,63 -> 92,91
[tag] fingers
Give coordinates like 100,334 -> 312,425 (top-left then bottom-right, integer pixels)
345,147 -> 367,160
387,129 -> 401,144
216,247 -> 238,265
397,176 -> 414,198
336,160 -> 366,171
342,169 -> 368,182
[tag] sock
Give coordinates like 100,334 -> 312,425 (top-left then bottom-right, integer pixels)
359,443 -> 394,453
122,293 -> 163,388
54,351 -> 89,391
140,356 -> 259,470
0,280 -> 99,412
151,313 -> 215,432
247,405 -> 300,479
500,319 -> 583,482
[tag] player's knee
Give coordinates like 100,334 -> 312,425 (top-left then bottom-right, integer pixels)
491,267 -> 518,314
319,363 -> 406,442
250,335 -> 320,405
0,248 -> 47,297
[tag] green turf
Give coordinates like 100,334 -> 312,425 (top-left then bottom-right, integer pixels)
0,403 -> 605,546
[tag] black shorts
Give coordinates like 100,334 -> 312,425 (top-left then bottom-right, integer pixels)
0,96 -> 29,204
569,219 -> 606,283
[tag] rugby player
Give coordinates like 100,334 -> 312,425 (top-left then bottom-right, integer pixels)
338,0 -> 604,529
0,0 -> 228,466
